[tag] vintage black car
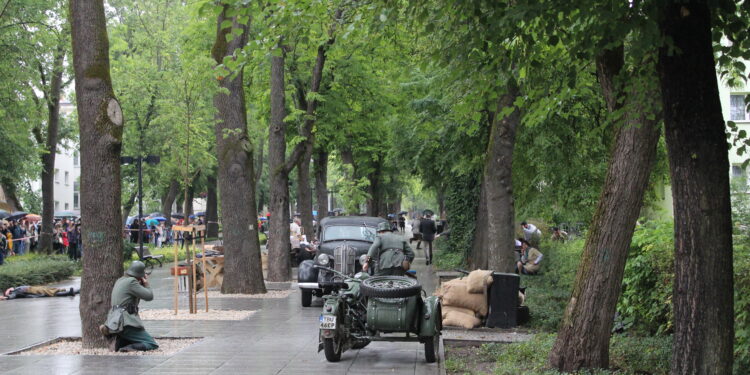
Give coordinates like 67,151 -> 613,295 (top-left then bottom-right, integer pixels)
297,216 -> 388,307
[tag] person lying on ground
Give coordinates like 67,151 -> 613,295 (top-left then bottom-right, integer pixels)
1,285 -> 79,300
516,238 -> 543,275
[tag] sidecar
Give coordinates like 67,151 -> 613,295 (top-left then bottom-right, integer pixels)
318,274 -> 442,363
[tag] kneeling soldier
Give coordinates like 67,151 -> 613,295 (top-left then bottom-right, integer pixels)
99,261 -> 159,352
363,222 -> 415,276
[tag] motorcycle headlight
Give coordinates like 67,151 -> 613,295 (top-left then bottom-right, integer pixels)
317,254 -> 330,266
359,254 -> 368,265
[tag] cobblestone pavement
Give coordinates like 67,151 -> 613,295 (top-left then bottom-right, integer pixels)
0,234 -> 440,374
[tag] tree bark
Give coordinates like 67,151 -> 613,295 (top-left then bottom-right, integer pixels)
0,181 -> 22,211
70,0 -> 124,348
206,172 -> 219,238
122,188 -> 137,226
184,181 -> 194,216
548,46 -> 661,371
315,148 -> 328,224
160,178 -> 179,225
469,177 -> 489,269
38,39 -> 66,254
211,5 -> 266,294
484,81 -> 521,273
297,154 -> 314,237
267,52 -> 292,282
657,3 -> 734,373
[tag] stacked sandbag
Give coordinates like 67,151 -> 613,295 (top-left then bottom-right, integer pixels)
436,270 -> 494,329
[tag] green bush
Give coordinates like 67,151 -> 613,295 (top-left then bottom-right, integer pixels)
478,333 -> 670,375
618,220 -> 675,335
734,240 -> 750,374
0,256 -> 77,291
522,239 -> 584,331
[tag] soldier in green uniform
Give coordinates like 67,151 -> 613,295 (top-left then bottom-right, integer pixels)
99,261 -> 159,352
362,222 -> 415,276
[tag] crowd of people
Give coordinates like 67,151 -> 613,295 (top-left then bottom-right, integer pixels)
0,217 -> 82,265
126,215 -> 205,249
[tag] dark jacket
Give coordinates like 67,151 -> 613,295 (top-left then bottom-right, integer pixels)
419,218 -> 437,241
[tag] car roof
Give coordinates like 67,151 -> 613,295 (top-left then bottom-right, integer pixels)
319,216 -> 388,227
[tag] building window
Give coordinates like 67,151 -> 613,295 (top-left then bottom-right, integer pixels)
54,201 -> 60,210
54,169 -> 59,183
73,151 -> 79,166
74,180 -> 79,209
65,203 -> 69,210
731,94 -> 749,121
64,171 -> 69,185
732,165 -> 744,178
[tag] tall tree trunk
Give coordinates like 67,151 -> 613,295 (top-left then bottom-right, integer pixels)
548,46 -> 661,371
122,188 -> 137,226
38,39 -> 65,254
267,52 -> 292,282
185,182 -> 194,216
0,181 -> 23,211
160,178 -> 179,224
484,81 -> 521,273
297,155 -> 314,238
470,177 -> 489,269
206,172 -> 219,238
367,160 -> 382,217
70,0 -> 124,348
211,5 -> 266,294
315,148 -> 328,224
657,3 -> 733,373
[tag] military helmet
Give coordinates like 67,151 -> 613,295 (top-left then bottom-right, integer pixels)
126,261 -> 146,278
376,222 -> 392,232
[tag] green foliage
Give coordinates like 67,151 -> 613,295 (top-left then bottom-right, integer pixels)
442,171 -> 482,258
0,256 -> 77,291
433,238 -> 464,270
522,239 -> 584,331
618,220 -> 675,335
735,239 -> 750,374
445,333 -> 671,375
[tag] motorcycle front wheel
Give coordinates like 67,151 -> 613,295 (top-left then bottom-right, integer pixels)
324,338 -> 342,362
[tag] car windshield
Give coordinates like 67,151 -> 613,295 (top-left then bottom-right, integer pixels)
323,225 -> 376,242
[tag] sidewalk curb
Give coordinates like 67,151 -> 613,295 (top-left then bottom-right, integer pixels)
439,335 -> 447,375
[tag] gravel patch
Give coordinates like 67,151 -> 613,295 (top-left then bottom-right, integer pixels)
140,309 -> 256,320
199,290 -> 293,299
16,337 -> 200,356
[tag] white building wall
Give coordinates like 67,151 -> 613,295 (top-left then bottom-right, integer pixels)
30,99 -> 80,214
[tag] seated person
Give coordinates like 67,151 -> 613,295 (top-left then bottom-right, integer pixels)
516,238 -> 543,275
551,227 -> 568,241
2,285 -> 79,300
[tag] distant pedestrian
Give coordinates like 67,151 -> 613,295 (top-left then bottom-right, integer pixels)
410,216 -> 422,249
398,214 -> 406,233
419,214 -> 437,265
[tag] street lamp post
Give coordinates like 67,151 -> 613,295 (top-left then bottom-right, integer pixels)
121,155 -> 160,259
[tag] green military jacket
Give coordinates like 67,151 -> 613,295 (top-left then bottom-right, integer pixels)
367,232 -> 415,272
111,276 -> 153,329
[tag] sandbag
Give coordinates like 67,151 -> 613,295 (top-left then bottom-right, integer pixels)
443,310 -> 481,329
434,277 -> 468,298
442,284 -> 488,317
466,270 -> 493,293
441,305 -> 477,320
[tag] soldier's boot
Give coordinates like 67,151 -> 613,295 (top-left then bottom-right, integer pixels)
55,287 -> 79,297
118,343 -> 150,352
99,324 -> 112,337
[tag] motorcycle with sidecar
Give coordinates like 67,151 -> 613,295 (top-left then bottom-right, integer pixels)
315,265 -> 442,363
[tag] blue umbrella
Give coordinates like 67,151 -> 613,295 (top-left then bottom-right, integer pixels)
145,219 -> 159,227
153,216 -> 167,222
0,210 -> 9,219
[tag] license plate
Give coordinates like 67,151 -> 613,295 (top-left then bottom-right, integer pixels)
319,315 -> 336,329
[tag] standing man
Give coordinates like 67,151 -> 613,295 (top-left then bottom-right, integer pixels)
363,222 -> 414,276
99,261 -> 159,352
398,214 -> 406,233
521,221 -> 542,247
419,214 -> 437,265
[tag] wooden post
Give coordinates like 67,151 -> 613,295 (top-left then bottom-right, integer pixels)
191,227 -> 197,314
173,236 -> 178,315
201,227 -> 208,312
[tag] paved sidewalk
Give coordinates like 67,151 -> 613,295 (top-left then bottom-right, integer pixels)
0,235 -> 440,374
